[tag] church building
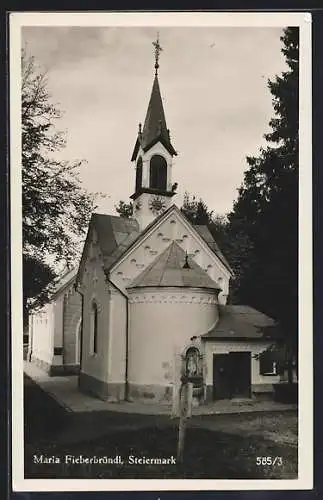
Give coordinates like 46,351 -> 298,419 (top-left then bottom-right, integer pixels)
28,36 -> 283,404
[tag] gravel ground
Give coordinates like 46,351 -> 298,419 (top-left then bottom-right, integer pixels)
24,375 -> 298,479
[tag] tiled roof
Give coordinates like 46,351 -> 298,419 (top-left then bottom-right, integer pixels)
131,75 -> 176,160
89,206 -> 233,275
92,214 -> 140,270
202,305 -> 283,340
77,206 -> 233,285
127,241 -> 221,290
52,267 -> 77,296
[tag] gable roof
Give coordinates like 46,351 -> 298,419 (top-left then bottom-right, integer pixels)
92,213 -> 140,269
76,213 -> 140,284
131,75 -> 177,161
77,205 -> 233,287
127,241 -> 221,290
202,305 -> 283,340
108,205 -> 233,277
51,267 -> 77,297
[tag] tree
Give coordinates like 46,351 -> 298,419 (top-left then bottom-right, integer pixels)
226,27 -> 299,380
181,192 -> 214,225
115,200 -> 133,218
22,49 -> 97,319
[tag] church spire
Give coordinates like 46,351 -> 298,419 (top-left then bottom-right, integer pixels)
131,34 -> 177,161
130,34 -> 178,231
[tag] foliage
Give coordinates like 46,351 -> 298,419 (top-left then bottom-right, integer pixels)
115,200 -> 133,218
22,49 -> 97,313
226,27 -> 299,372
180,192 -> 214,225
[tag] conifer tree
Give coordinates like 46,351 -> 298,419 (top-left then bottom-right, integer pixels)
227,27 -> 299,379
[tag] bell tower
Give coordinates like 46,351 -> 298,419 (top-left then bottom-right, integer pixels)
130,34 -> 177,231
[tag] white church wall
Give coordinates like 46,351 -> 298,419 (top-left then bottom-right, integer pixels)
53,294 -> 64,348
171,214 -> 230,303
62,285 -> 82,369
29,302 -> 54,371
127,287 -> 218,401
204,340 -> 281,391
80,259 -> 110,382
110,207 -> 231,303
28,281 -> 82,375
107,289 -> 127,387
78,234 -> 119,399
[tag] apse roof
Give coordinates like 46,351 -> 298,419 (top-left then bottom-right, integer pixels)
127,241 -> 221,290
77,206 -> 233,286
201,305 -> 283,340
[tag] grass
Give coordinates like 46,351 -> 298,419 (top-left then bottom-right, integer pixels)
25,423 -> 297,479
192,411 -> 298,447
24,375 -> 298,480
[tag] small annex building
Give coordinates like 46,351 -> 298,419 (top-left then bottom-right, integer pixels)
28,268 -> 81,375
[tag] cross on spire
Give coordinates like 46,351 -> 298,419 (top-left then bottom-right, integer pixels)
152,33 -> 163,75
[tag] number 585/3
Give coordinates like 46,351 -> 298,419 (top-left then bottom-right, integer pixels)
256,456 -> 282,466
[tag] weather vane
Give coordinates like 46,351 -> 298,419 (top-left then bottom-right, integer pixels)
152,32 -> 163,75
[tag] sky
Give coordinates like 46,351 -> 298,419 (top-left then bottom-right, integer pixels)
21,26 -> 287,217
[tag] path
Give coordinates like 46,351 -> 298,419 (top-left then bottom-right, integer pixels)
24,361 -> 297,416
24,373 -> 297,451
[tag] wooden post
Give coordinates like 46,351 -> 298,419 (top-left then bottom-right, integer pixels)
171,353 -> 182,418
176,381 -> 193,464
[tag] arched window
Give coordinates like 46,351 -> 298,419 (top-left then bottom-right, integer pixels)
149,155 -> 167,190
90,301 -> 98,355
135,157 -> 143,192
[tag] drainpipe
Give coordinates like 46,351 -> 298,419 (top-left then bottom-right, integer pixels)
106,276 -> 130,402
62,292 -> 67,372
75,285 -> 84,388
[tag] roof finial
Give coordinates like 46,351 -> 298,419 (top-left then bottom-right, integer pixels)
152,32 -> 163,76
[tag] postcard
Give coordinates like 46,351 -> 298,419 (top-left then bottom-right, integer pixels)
10,10 -> 312,492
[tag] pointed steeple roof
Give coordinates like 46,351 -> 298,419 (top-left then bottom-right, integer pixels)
127,241 -> 221,290
143,75 -> 173,148
131,75 -> 177,161
131,36 -> 177,161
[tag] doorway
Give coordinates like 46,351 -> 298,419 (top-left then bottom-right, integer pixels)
229,351 -> 251,398
212,354 -> 231,400
213,351 -> 251,400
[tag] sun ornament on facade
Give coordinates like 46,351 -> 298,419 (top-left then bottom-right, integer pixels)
148,195 -> 166,214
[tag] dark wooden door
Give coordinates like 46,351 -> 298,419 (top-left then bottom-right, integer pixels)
213,354 -> 231,400
229,351 -> 251,398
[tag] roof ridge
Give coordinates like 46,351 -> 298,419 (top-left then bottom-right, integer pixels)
159,241 -> 182,285
127,239 -> 220,290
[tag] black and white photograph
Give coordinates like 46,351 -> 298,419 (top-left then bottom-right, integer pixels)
10,11 -> 312,491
